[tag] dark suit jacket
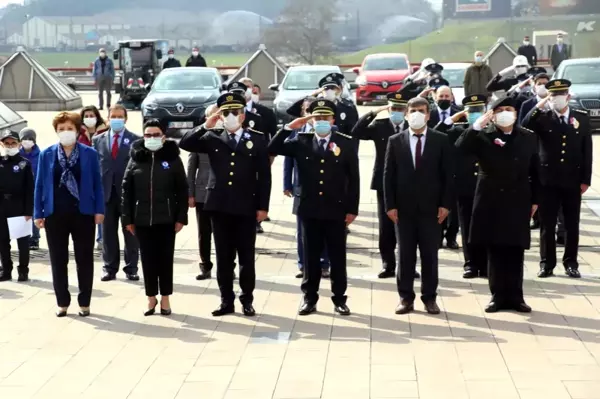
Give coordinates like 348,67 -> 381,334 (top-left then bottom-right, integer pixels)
550,44 -> 570,68
383,128 -> 453,217
92,129 -> 139,203
428,105 -> 460,128
518,97 -> 537,126
251,102 -> 278,141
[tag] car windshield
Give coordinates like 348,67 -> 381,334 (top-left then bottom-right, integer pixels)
443,68 -> 467,87
152,71 -> 220,90
363,57 -> 408,71
561,64 -> 600,84
282,70 -> 338,90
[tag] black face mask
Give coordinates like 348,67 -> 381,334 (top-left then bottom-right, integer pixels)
437,99 -> 452,110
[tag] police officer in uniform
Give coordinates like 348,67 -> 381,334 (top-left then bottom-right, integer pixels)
268,99 -> 359,316
225,81 -> 264,136
0,130 -> 34,282
522,79 -> 593,279
350,88 -> 420,280
435,95 -> 489,278
179,92 -> 272,316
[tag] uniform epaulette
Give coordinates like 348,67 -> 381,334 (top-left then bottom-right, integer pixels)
573,108 -> 588,114
334,131 -> 352,139
454,122 -> 468,125
247,128 -> 263,135
521,127 -> 534,134
298,130 -> 314,135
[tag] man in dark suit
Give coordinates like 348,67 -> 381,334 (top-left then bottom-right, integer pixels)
179,92 -> 272,317
384,97 -> 453,315
522,79 -> 593,279
269,99 -> 360,316
518,73 -> 550,126
92,105 -> 140,282
550,33 -> 570,71
351,87 -> 420,280
517,35 -> 537,66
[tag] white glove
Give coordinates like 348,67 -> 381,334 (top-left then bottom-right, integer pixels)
499,66 -> 515,77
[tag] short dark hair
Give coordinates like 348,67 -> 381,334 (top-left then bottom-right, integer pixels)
407,97 -> 430,112
534,73 -> 550,83
108,104 -> 128,118
80,105 -> 105,128
143,118 -> 164,131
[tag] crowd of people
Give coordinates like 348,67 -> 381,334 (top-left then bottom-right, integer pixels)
0,45 -> 592,319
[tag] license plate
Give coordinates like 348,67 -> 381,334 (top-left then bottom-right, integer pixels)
376,95 -> 387,100
590,109 -> 600,117
169,121 -> 193,128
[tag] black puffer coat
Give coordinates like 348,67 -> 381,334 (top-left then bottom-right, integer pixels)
121,140 -> 188,227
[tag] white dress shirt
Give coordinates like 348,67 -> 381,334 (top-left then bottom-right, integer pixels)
408,127 -> 427,167
228,127 -> 243,144
314,134 -> 332,150
437,106 -> 453,125
554,107 -> 570,124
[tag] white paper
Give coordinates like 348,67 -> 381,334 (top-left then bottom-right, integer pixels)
7,216 -> 32,240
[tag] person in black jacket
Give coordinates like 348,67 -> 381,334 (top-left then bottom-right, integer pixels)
163,49 -> 181,69
186,47 -> 207,67
122,119 -> 189,316
0,130 -> 34,282
517,36 -> 537,66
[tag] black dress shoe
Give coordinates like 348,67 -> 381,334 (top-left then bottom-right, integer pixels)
56,308 -> 68,317
160,308 -> 172,316
514,302 -> 532,313
556,235 -> 565,246
446,240 -> 459,250
295,271 -> 304,278
17,273 -> 29,282
0,272 -> 12,282
321,269 -> 330,278
126,273 -> 140,281
256,224 -> 264,234
78,309 -> 90,317
212,303 -> 235,316
298,302 -> 317,316
565,267 -> 581,278
242,304 -> 256,316
29,242 -> 39,250
395,301 -> 414,315
334,304 -> 351,316
485,302 -> 500,313
537,268 -> 554,278
100,273 -> 116,282
414,271 -> 420,279
196,271 -> 212,280
378,269 -> 395,279
463,269 -> 478,279
424,301 -> 440,315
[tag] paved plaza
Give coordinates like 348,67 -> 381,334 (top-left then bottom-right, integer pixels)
0,93 -> 600,398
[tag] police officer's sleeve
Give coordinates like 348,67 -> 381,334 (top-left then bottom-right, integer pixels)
440,134 -> 455,211
486,74 -> 512,92
351,111 -> 376,140
521,106 -> 542,132
257,141 -> 272,212
186,153 -> 198,198
345,144 -> 360,216
455,127 -> 482,156
179,125 -> 210,153
383,137 -> 398,211
24,161 -> 34,217
283,156 -> 294,192
172,157 -> 189,225
267,127 -> 296,157
121,159 -> 135,227
582,116 -> 593,186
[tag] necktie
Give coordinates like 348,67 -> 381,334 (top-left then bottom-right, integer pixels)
319,138 -> 327,154
561,116 -> 567,125
395,125 -> 400,134
414,134 -> 423,168
229,133 -> 237,147
111,134 -> 119,159
441,111 -> 447,121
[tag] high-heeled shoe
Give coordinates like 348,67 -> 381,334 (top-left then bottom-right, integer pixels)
160,308 -> 172,316
56,308 -> 68,318
144,299 -> 158,316
78,307 -> 90,317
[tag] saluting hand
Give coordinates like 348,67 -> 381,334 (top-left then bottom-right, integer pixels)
204,109 -> 222,129
474,110 -> 494,130
418,87 -> 435,98
536,96 -> 550,110
373,105 -> 390,115
287,115 -> 313,130
518,77 -> 533,89
451,110 -> 467,123
437,207 -> 449,224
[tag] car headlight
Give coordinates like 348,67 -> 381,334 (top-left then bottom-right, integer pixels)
355,76 -> 367,86
142,102 -> 158,116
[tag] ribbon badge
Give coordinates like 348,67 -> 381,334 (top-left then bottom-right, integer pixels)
494,138 -> 506,147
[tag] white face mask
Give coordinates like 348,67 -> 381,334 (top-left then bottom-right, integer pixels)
323,90 -> 336,101
251,94 -> 259,103
535,85 -> 548,98
557,38 -> 563,44
407,112 -> 427,129
21,140 -> 35,150
58,130 -> 77,146
192,51 -> 199,56
5,147 -> 19,157
515,67 -> 528,76
168,54 -> 174,59
550,95 -> 569,110
83,117 -> 97,128
494,111 -> 516,127
523,41 -> 530,46
245,88 -> 253,101
223,113 -> 240,132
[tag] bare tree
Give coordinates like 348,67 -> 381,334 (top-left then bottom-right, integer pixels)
264,0 -> 337,64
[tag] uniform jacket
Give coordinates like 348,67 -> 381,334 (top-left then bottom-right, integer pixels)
186,55 -> 207,67
179,126 -> 272,217
522,107 -> 593,188
517,44 -> 538,66
436,121 -> 478,197
243,110 -> 264,135
121,140 -> 188,227
92,57 -> 115,79
187,152 -> 211,203
34,143 -> 105,219
513,90 -> 534,121
383,128 -> 454,217
335,99 -> 359,137
92,129 -> 139,203
248,102 -> 278,141
550,44 -> 570,68
455,126 -> 539,248
283,129 -> 301,195
351,111 -> 406,191
464,63 -> 494,97
0,155 -> 34,218
19,145 -> 40,179
486,74 -> 518,93
163,58 -> 182,69
518,96 -> 537,126
269,127 -> 359,221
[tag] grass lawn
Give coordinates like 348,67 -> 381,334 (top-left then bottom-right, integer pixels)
0,52 -> 252,68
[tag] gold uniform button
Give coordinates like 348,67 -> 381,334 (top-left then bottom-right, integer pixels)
231,162 -> 235,166
475,162 -> 479,166
560,159 -> 564,162
474,172 -> 478,176
230,172 -> 234,176
321,159 -> 325,163
319,192 -> 323,196
228,181 -> 232,185
562,143 -> 566,147
561,150 -> 565,154
320,170 -> 324,174
231,153 -> 235,156
563,135 -> 567,139
319,181 -> 323,184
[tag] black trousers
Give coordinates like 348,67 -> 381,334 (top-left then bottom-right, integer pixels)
195,203 -> 213,271
457,196 -> 487,274
441,201 -> 459,242
45,213 -> 95,308
136,224 -> 175,297
211,212 -> 256,305
487,245 -> 525,306
376,189 -> 397,271
539,186 -> 581,270
395,214 -> 439,303
300,218 -> 347,305
102,189 -> 139,275
0,216 -> 30,274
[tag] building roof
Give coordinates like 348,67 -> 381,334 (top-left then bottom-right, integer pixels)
226,44 -> 286,83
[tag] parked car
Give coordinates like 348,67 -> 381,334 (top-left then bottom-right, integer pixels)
353,53 -> 413,105
441,62 -> 470,106
141,67 -> 221,137
553,58 -> 600,132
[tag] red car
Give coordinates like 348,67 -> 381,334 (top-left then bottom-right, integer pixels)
353,53 -> 414,105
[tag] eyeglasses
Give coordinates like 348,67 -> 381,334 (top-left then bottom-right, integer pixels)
222,109 -> 242,117
143,133 -> 163,138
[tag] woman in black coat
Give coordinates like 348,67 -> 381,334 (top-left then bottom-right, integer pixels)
122,119 -> 188,316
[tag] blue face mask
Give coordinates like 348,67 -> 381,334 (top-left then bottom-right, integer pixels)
467,112 -> 482,125
110,118 -> 125,132
390,111 -> 405,125
314,120 -> 331,136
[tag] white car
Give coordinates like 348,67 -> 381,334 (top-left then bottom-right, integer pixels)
441,62 -> 470,106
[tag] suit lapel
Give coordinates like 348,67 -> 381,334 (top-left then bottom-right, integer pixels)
399,131 -> 414,170
117,130 -> 131,161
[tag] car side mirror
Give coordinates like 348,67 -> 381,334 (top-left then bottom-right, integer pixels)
352,67 -> 360,74
156,49 -> 162,59
113,50 -> 119,60
349,83 -> 358,90
268,83 -> 279,91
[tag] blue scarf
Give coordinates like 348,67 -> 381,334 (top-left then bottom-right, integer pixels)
57,144 -> 80,200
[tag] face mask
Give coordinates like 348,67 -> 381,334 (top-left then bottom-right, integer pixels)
83,117 -> 97,128
535,85 -> 548,97
144,137 -> 163,152
192,51 -> 199,56
314,120 -> 331,136
494,111 -> 516,127
110,118 -> 125,132
58,130 -> 77,146
223,114 -> 240,131
5,147 -> 19,157
515,67 -> 528,76
437,99 -> 452,110
251,94 -> 259,103
390,111 -> 405,125
557,39 -> 563,44
550,95 -> 568,110
474,56 -> 483,63
467,112 -> 482,125
21,140 -> 35,150
523,41 -> 530,46
323,90 -> 336,101
168,54 -> 174,59
407,112 -> 427,129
